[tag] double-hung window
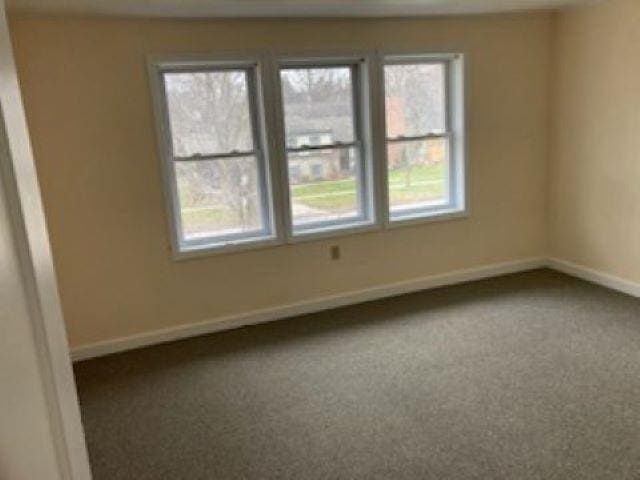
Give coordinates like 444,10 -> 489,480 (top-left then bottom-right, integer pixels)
150,53 -> 465,257
382,54 -> 466,222
153,61 -> 276,254
277,59 -> 374,237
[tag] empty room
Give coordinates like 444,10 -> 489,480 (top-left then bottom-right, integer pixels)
1,0 -> 639,478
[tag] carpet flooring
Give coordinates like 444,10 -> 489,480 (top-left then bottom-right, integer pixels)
74,269 -> 640,479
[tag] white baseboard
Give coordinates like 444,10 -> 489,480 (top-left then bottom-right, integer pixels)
70,256 -> 640,362
547,258 -> 640,299
71,257 -> 546,362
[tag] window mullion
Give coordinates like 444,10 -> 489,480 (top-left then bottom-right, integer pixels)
245,66 -> 274,243
351,61 -> 370,230
262,56 -> 293,243
371,51 -> 390,227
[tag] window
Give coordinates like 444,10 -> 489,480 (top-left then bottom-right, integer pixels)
278,61 -> 374,235
383,55 -> 466,222
153,61 -> 276,254
149,53 -> 465,257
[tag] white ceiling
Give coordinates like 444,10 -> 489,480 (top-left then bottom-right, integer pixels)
7,0 -> 595,18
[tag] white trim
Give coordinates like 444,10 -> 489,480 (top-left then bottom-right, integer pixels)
147,50 -> 470,260
0,1 -> 91,477
548,258 -> 640,298
71,257 -> 545,361
71,256 -> 640,363
147,55 -> 280,259
381,52 -> 468,228
275,54 -> 378,241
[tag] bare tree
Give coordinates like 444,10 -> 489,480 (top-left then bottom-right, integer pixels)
165,71 -> 260,232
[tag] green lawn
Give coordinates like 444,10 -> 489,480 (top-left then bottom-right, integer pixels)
291,163 -> 446,211
180,163 -> 446,235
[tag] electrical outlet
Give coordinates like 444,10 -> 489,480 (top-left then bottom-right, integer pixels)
330,245 -> 341,261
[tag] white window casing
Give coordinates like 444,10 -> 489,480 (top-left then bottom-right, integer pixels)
148,52 -> 467,258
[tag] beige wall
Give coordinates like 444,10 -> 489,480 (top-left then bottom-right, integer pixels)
9,13 -> 551,349
550,0 -> 640,282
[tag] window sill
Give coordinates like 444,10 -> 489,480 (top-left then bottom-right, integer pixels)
387,207 -> 469,229
173,235 -> 281,261
290,219 -> 379,243
170,209 -> 469,261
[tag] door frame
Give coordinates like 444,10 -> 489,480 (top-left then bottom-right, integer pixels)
0,1 -> 92,477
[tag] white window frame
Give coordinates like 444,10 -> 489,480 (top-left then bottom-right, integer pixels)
148,56 -> 282,258
380,53 -> 467,226
272,55 -> 379,242
148,52 -> 466,259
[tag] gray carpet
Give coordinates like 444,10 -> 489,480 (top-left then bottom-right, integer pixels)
74,269 -> 640,479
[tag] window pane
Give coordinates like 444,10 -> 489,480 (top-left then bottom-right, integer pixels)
175,156 -> 264,241
288,147 -> 362,227
280,67 -> 355,148
164,70 -> 253,157
387,138 -> 449,214
384,63 -> 446,137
